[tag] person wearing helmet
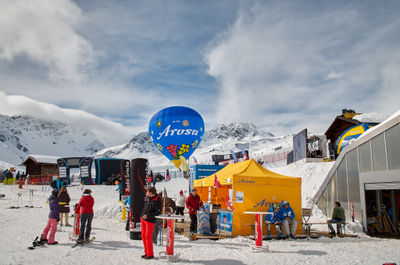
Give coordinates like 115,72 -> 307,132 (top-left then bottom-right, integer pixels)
280,201 -> 298,239
264,203 -> 285,239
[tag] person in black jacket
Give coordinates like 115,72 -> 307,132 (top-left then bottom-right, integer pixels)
140,187 -> 161,260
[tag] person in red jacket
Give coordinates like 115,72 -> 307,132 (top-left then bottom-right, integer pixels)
140,187 -> 161,260
75,189 -> 95,244
186,189 -> 204,236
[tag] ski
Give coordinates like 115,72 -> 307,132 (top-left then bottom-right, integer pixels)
71,237 -> 96,248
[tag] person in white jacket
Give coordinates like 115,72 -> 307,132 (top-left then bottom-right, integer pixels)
175,190 -> 186,222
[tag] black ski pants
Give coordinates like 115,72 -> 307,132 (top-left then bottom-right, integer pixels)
189,214 -> 197,233
79,213 -> 93,241
176,207 -> 184,216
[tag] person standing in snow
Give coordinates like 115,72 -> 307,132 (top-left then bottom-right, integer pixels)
165,169 -> 170,181
40,189 -> 60,245
75,189 -> 95,244
280,201 -> 298,239
140,187 -> 161,260
147,174 -> 153,187
327,201 -> 346,237
124,196 -> 130,231
175,190 -> 186,222
186,189 -> 205,237
6,170 -> 12,185
264,203 -> 285,239
58,186 -> 71,226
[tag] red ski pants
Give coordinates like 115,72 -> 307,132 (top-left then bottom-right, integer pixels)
141,218 -> 155,257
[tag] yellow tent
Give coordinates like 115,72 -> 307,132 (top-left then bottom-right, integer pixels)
193,159 -> 302,236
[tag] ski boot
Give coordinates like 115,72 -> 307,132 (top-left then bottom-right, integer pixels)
266,233 -> 272,240
38,235 -> 48,245
278,233 -> 286,240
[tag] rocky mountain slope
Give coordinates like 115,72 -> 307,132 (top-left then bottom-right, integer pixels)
0,114 -> 105,165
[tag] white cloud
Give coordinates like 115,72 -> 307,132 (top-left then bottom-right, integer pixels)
0,0 -> 93,82
0,91 -> 131,146
327,71 -> 343,80
205,3 -> 400,134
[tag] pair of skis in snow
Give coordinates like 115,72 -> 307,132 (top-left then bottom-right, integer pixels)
71,237 -> 96,248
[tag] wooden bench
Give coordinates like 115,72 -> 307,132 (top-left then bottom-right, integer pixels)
302,222 -> 348,238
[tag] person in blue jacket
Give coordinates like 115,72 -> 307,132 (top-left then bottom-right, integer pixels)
264,203 -> 285,239
280,201 -> 298,239
124,196 -> 130,231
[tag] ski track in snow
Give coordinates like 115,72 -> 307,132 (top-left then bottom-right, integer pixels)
1,183 -> 399,265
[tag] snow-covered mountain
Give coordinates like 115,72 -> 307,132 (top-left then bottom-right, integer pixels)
0,114 -> 105,165
96,122 -> 293,168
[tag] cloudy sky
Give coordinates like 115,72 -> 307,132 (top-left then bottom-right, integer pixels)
1,0 -> 399,144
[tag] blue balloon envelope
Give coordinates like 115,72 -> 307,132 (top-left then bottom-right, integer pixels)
149,106 -> 205,168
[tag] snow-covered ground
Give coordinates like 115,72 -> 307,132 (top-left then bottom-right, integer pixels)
1,182 -> 400,265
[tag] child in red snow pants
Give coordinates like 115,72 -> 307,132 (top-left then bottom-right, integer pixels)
141,218 -> 155,257
42,218 -> 58,244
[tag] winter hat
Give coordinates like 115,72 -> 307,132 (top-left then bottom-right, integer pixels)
52,189 -> 59,197
282,200 -> 289,206
179,190 -> 183,195
83,189 -> 92,194
273,203 -> 280,210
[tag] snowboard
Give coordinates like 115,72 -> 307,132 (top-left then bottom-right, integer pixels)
71,237 -> 96,248
27,236 -> 46,250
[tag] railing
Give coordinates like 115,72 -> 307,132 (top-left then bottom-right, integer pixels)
28,175 -> 57,185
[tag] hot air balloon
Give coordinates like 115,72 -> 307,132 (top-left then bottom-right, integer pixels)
335,123 -> 375,155
149,106 -> 205,168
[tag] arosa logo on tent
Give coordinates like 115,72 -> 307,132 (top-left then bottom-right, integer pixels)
156,124 -> 200,140
238,179 -> 255,184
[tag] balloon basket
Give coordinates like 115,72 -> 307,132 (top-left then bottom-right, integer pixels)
159,251 -> 180,262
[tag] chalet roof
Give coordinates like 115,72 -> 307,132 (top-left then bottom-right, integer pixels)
324,116 -> 360,142
21,155 -> 60,165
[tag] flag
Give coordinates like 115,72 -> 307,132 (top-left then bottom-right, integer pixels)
225,194 -> 234,210
213,174 -> 221,188
230,150 -> 238,163
241,149 -> 248,160
180,156 -> 188,171
192,156 -> 198,164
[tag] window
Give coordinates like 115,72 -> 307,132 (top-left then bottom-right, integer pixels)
336,160 -> 349,216
385,124 -> 400,170
346,150 -> 361,221
371,133 -> 387,171
359,142 -> 372,172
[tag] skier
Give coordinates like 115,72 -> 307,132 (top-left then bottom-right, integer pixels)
147,174 -> 153,187
40,189 -> 60,245
58,186 -> 71,226
264,203 -> 285,239
75,189 -> 95,244
6,170 -> 12,185
165,169 -> 170,181
116,180 -> 122,201
280,201 -> 298,239
140,187 -> 161,260
175,190 -> 186,222
186,189 -> 205,239
124,196 -> 130,231
327,201 -> 346,237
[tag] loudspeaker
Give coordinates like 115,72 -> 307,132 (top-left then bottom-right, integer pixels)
129,158 -> 148,240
